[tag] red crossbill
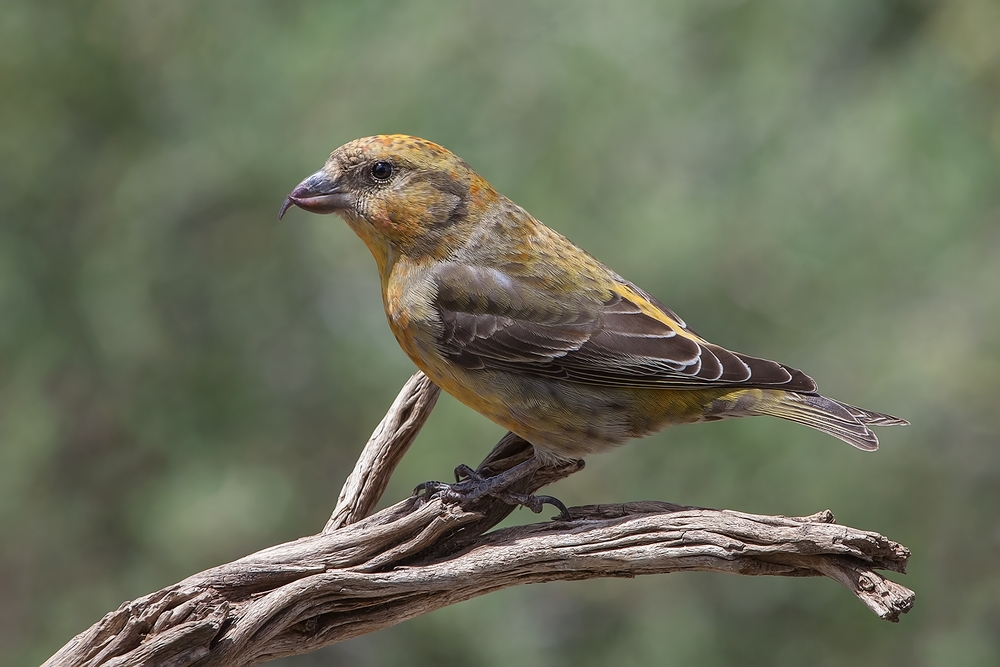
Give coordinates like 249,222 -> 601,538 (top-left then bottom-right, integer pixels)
280,134 -> 906,482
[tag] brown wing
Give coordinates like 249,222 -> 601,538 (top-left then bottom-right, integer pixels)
432,263 -> 817,391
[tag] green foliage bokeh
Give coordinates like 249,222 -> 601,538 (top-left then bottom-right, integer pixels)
2,1 -> 999,665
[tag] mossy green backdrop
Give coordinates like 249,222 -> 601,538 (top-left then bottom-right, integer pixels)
3,1 -> 999,665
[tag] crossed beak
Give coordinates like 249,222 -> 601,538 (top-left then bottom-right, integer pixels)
278,169 -> 352,219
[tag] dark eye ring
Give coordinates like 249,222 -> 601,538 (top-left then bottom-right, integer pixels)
370,161 -> 393,182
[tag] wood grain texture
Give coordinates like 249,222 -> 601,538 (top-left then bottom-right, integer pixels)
44,372 -> 914,667
325,371 -> 441,532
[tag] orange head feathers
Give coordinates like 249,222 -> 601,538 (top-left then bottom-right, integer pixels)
280,135 -> 497,268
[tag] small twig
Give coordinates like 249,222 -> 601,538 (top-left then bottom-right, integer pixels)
43,372 -> 914,667
325,372 -> 440,532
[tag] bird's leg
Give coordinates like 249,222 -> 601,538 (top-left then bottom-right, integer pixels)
415,456 -> 571,520
455,457 -> 571,518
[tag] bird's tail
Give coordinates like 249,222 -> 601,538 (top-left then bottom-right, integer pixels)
751,391 -> 909,451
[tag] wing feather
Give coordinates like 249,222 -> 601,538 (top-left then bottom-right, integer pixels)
431,263 -> 817,392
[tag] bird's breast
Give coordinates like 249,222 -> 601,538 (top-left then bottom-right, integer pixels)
382,258 -> 446,368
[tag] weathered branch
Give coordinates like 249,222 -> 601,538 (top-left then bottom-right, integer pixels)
44,372 -> 914,667
325,371 -> 440,532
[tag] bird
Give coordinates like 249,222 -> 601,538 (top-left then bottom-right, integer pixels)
279,134 -> 907,511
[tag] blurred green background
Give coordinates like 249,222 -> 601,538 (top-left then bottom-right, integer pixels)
2,1 -> 999,665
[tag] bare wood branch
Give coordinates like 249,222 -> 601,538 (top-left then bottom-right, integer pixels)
44,371 -> 914,667
325,372 -> 440,532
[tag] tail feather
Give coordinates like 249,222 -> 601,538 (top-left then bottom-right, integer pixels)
754,392 -> 908,451
841,402 -> 910,427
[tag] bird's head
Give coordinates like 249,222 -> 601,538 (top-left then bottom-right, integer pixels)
280,135 -> 493,269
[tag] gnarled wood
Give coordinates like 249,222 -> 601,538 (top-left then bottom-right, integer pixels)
44,372 -> 914,667
325,371 -> 441,532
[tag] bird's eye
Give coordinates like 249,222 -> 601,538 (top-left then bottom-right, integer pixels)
370,161 -> 393,182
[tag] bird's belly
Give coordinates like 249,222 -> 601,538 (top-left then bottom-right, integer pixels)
416,360 -> 706,462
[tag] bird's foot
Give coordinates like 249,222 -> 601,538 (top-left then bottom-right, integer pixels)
413,457 -> 571,520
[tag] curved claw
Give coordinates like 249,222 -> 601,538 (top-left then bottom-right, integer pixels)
495,491 -> 571,520
535,495 -> 571,521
